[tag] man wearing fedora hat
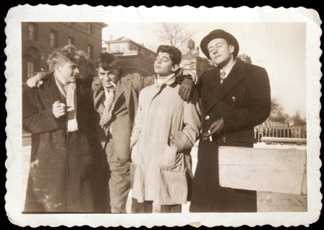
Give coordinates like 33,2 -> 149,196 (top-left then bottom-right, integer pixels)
190,29 -> 271,212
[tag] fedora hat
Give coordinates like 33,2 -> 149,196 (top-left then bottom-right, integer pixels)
200,29 -> 239,59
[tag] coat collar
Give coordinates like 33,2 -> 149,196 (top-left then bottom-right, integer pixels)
92,74 -> 133,115
215,58 -> 246,99
205,58 -> 247,114
45,72 -> 65,102
119,74 -> 133,107
154,73 -> 176,87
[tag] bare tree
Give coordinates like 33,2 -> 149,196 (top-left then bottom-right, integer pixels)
290,110 -> 306,126
268,98 -> 289,124
156,23 -> 197,49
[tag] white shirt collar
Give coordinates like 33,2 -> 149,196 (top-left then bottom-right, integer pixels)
155,73 -> 176,87
220,58 -> 236,79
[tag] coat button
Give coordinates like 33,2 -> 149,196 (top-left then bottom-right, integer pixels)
205,115 -> 210,120
202,137 -> 207,141
223,137 -> 226,142
232,96 -> 236,101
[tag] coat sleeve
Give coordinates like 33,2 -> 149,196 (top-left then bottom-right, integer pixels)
172,90 -> 201,152
130,89 -> 145,149
23,86 -> 65,134
142,76 -> 155,89
222,67 -> 271,131
195,71 -> 206,97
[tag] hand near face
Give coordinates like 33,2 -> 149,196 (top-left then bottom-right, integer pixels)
52,101 -> 66,119
202,117 -> 225,137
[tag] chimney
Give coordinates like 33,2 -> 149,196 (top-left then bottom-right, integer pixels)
196,47 -> 199,56
109,35 -> 113,40
187,39 -> 195,51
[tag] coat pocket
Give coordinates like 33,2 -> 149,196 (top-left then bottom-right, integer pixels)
160,145 -> 177,170
161,145 -> 185,172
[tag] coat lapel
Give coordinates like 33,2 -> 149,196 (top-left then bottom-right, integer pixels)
114,79 -> 125,104
44,73 -> 64,104
205,59 -> 247,114
121,76 -> 132,112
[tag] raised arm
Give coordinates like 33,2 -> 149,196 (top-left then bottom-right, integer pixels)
26,72 -> 49,88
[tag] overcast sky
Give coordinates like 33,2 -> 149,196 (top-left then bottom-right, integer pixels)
102,22 -> 306,118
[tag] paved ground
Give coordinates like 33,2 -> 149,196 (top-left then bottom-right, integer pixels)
21,138 -> 307,213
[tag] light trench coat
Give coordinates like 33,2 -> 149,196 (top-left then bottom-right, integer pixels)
130,77 -> 201,205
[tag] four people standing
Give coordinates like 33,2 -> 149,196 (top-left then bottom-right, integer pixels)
23,28 -> 271,213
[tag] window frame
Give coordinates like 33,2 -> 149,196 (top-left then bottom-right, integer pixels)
49,30 -> 58,48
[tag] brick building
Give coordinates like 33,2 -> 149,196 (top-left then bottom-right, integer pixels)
102,37 -> 156,76
22,22 -> 107,83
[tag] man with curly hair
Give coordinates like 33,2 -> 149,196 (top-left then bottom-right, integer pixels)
23,45 -> 104,212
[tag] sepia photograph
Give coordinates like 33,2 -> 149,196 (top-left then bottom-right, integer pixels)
5,5 -> 321,227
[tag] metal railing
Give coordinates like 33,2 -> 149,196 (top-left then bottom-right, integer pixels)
254,126 -> 307,144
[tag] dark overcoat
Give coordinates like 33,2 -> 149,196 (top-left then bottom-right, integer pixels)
23,73 -> 106,212
190,58 -> 271,212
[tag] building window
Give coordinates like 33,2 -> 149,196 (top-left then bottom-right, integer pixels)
50,30 -> 58,48
28,23 -> 37,41
68,36 -> 75,45
27,61 -> 35,79
87,44 -> 94,60
87,23 -> 93,34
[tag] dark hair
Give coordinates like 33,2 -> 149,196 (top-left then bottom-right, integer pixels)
96,52 -> 121,72
47,45 -> 87,71
156,45 -> 182,66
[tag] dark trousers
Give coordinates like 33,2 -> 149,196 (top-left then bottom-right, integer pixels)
132,198 -> 181,213
107,159 -> 131,213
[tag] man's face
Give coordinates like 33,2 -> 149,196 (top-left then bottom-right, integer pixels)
56,60 -> 79,84
154,52 -> 178,76
207,38 -> 234,67
97,66 -> 120,89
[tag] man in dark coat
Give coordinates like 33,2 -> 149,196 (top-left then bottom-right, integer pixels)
189,29 -> 271,212
23,45 -> 106,212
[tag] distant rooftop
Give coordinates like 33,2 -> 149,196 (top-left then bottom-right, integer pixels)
103,36 -> 156,54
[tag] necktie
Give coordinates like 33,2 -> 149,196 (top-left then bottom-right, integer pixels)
220,70 -> 226,84
99,88 -> 116,128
